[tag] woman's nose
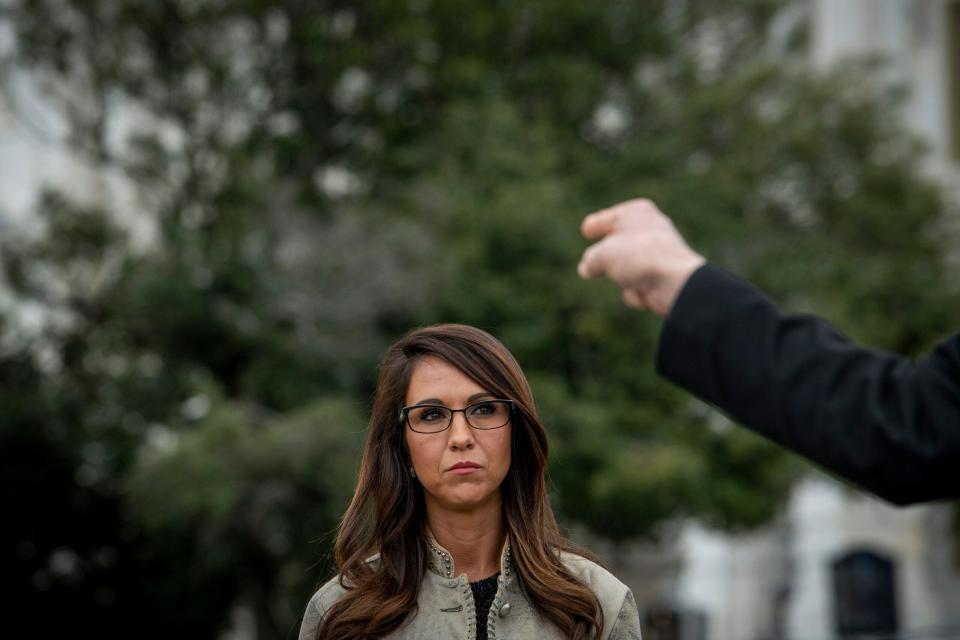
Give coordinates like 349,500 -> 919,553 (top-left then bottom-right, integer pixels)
447,412 -> 475,449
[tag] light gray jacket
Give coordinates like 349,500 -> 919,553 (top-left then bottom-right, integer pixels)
298,538 -> 643,640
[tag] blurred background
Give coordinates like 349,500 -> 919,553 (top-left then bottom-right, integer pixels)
1,0 -> 959,638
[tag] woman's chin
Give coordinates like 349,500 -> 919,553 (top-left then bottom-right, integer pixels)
429,487 -> 500,513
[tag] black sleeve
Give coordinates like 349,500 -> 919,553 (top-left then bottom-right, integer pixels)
655,263 -> 960,505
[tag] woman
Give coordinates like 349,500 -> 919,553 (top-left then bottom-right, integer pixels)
299,324 -> 642,640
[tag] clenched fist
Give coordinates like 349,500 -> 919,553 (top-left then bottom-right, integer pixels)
578,198 -> 705,316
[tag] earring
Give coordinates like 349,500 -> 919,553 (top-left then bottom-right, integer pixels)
409,466 -> 416,479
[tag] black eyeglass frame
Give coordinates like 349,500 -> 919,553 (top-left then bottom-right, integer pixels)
399,399 -> 515,433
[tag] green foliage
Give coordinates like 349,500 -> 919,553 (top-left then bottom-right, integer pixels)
2,0 -> 958,636
125,395 -> 364,634
129,396 -> 363,535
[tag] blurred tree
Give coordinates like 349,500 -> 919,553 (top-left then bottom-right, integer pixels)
1,0 -> 957,637
126,396 -> 364,637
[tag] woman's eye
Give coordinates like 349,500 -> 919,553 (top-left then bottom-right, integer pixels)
473,403 -> 495,415
421,409 -> 444,421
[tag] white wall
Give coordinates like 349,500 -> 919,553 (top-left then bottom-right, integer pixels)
674,477 -> 958,640
675,522 -> 789,640
784,478 -> 952,638
810,0 -> 957,180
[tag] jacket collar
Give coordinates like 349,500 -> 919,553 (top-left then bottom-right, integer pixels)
425,529 -> 513,581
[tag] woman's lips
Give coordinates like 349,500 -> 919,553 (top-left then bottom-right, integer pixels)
447,462 -> 481,475
449,467 -> 478,475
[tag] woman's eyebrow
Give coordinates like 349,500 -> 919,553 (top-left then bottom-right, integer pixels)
411,398 -> 443,406
410,392 -> 495,406
466,392 -> 495,403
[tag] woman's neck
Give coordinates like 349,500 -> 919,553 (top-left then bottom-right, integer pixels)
426,496 -> 505,582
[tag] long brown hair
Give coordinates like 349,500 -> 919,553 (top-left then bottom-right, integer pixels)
316,324 -> 602,639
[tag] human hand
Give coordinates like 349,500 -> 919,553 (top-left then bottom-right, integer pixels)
577,198 -> 705,317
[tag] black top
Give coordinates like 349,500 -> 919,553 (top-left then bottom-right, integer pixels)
470,573 -> 500,640
656,263 -> 960,505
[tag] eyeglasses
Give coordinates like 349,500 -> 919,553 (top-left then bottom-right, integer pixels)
399,399 -> 514,434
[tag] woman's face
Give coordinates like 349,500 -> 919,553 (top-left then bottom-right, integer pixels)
404,356 -> 512,514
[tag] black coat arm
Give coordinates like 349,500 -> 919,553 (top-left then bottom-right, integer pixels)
655,264 -> 960,505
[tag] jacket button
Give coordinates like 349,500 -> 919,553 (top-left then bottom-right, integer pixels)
498,603 -> 511,618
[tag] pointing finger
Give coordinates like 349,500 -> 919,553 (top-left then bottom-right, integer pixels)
581,198 -> 658,239
580,208 -> 621,240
